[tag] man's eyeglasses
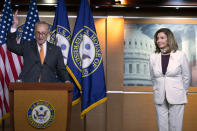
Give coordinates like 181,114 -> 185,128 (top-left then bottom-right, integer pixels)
35,32 -> 48,36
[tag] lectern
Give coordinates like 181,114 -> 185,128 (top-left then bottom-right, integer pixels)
9,83 -> 73,131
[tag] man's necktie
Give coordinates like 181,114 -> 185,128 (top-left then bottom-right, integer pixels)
40,44 -> 44,64
39,44 -> 44,82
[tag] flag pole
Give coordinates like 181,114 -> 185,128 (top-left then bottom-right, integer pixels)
2,119 -> 5,131
105,17 -> 108,131
83,115 -> 87,131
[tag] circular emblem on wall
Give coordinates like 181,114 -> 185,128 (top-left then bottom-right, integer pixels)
71,26 -> 102,77
27,100 -> 55,129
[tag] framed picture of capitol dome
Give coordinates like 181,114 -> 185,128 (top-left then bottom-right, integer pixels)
123,18 -> 197,87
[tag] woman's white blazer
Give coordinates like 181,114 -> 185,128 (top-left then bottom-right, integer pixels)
149,50 -> 191,104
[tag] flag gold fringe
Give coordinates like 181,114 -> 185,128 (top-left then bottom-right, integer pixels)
72,97 -> 81,106
66,66 -> 82,90
66,66 -> 107,119
80,97 -> 107,119
0,113 -> 10,123
66,66 -> 81,106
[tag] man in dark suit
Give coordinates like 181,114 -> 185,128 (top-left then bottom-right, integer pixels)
7,11 -> 70,82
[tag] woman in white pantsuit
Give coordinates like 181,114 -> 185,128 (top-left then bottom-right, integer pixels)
149,28 -> 191,131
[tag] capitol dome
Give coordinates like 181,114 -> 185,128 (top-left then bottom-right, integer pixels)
124,27 -> 155,86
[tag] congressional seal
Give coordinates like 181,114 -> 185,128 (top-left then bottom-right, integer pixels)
27,100 -> 55,128
71,26 -> 102,77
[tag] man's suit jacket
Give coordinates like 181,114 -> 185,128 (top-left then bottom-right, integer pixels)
7,32 -> 70,82
149,50 -> 191,104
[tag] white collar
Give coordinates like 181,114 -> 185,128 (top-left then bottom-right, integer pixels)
37,41 -> 47,47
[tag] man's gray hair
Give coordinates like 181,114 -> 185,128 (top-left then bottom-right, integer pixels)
35,21 -> 50,32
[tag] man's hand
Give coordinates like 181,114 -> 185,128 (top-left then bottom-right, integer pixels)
12,10 -> 19,29
65,80 -> 71,83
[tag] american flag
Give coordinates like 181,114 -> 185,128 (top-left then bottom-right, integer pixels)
20,0 -> 39,43
0,0 -> 22,120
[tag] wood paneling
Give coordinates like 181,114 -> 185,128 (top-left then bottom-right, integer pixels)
183,95 -> 197,130
123,94 -> 157,131
107,17 -> 124,91
106,17 -> 124,131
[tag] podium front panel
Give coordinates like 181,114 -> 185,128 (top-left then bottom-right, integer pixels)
14,90 -> 68,131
